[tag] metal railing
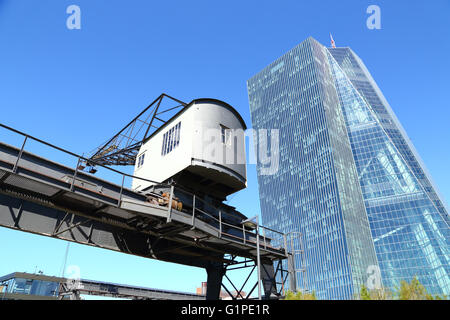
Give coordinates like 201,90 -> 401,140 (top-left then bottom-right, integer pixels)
0,122 -> 163,204
0,122 -> 288,256
171,186 -> 288,254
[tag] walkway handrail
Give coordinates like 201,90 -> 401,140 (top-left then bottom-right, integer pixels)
0,122 -> 164,186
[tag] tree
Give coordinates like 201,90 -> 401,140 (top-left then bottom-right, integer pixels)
358,284 -> 393,300
284,290 -> 317,300
396,277 -> 447,300
359,277 -> 447,300
397,277 -> 427,300
359,284 -> 371,300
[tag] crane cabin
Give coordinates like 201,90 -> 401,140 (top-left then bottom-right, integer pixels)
131,98 -> 247,203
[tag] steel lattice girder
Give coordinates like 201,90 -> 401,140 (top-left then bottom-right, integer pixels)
88,93 -> 187,167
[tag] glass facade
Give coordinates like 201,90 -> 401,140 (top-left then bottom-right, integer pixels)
247,37 -> 378,299
327,47 -> 450,296
247,37 -> 449,299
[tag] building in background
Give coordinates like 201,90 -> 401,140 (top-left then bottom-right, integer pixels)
0,272 -> 205,300
0,272 -> 61,300
247,37 -> 449,299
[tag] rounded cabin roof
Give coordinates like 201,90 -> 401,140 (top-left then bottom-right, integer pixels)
189,98 -> 247,130
144,98 -> 247,143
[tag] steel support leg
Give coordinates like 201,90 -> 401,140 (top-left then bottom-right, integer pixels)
261,263 -> 277,299
205,262 -> 225,300
288,254 -> 297,292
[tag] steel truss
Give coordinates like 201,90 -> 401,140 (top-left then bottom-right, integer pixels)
88,93 -> 187,167
220,254 -> 293,300
57,278 -> 205,300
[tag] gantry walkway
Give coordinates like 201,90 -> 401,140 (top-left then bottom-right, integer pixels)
0,123 -> 296,299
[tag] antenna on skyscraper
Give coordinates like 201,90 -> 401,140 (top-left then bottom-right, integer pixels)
330,33 -> 336,48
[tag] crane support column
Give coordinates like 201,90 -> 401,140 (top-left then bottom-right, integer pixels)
205,261 -> 225,300
288,254 -> 297,292
261,263 -> 277,299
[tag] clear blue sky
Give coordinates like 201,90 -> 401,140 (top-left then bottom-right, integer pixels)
0,0 -> 449,296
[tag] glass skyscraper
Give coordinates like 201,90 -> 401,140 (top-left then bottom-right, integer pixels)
247,37 -> 449,299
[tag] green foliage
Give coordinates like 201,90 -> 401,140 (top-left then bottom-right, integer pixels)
358,284 -> 393,300
359,276 -> 447,300
360,284 -> 371,300
397,277 -> 427,300
283,290 -> 317,300
283,278 -> 448,300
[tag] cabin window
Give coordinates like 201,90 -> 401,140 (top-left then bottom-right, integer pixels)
137,153 -> 145,168
162,121 -> 181,156
221,124 -> 231,146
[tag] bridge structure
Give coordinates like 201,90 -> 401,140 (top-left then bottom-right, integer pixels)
0,122 -> 297,300
0,272 -> 204,300
58,275 -> 206,300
